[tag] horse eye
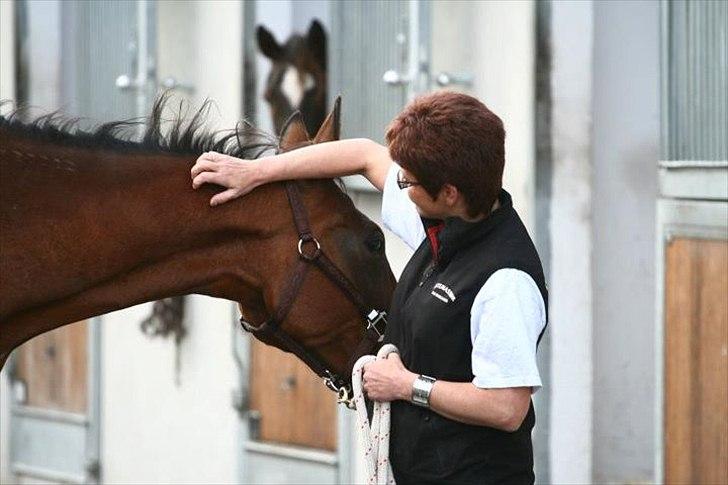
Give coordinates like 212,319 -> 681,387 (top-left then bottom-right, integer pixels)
365,233 -> 385,254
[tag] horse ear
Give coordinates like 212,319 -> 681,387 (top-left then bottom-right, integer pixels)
256,25 -> 284,61
278,111 -> 311,152
307,19 -> 327,68
313,96 -> 341,144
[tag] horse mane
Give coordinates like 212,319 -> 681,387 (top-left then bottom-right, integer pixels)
0,94 -> 348,192
0,93 -> 279,160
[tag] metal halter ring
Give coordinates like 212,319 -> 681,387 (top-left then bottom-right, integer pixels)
297,236 -> 322,261
337,386 -> 355,410
324,373 -> 355,409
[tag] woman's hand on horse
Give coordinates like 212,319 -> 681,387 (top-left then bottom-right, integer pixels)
191,151 -> 260,206
362,353 -> 418,402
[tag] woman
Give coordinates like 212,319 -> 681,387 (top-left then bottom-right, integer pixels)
191,91 -> 547,484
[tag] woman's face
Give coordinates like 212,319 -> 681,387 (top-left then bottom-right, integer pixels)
400,168 -> 448,219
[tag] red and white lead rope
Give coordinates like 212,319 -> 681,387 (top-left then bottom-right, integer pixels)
352,343 -> 399,485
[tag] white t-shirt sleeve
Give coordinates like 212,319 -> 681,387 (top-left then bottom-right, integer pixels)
381,162 -> 426,250
470,268 -> 546,394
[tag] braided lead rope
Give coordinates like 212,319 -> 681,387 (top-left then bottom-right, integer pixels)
352,344 -> 399,485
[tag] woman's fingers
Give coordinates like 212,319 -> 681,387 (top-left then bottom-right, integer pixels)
190,160 -> 217,179
190,151 -> 229,179
189,151 -> 258,207
210,188 -> 244,206
192,171 -> 219,189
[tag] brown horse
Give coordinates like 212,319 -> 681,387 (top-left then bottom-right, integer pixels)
257,19 -> 327,136
0,97 -> 396,393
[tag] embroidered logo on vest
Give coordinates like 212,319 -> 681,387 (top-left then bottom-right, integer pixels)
431,283 -> 456,303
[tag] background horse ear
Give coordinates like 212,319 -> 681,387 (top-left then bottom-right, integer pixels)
256,25 -> 284,61
307,19 -> 327,69
278,111 -> 311,152
313,96 -> 341,144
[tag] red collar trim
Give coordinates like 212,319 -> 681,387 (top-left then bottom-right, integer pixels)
426,223 -> 445,262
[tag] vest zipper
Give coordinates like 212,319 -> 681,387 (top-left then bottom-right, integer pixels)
418,262 -> 437,287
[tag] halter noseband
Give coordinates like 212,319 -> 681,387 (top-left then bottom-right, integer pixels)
239,180 -> 387,408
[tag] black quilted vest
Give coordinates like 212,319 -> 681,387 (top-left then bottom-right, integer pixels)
384,190 -> 548,485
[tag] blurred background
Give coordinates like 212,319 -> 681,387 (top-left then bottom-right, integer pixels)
0,0 -> 726,483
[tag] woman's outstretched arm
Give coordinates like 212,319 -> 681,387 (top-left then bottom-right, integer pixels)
191,138 -> 392,206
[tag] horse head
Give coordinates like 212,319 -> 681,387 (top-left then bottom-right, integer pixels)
257,20 -> 327,136
233,97 -> 395,390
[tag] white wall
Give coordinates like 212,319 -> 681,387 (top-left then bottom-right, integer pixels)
429,1 -> 536,233
0,0 -> 14,103
101,299 -> 239,484
0,1 -> 15,481
100,2 -> 244,483
592,1 -> 659,481
549,1 -> 594,483
471,0 -> 536,234
157,0 -> 243,130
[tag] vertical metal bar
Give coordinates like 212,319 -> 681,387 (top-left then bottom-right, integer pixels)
242,0 -> 257,124
85,318 -> 102,484
687,0 -> 694,160
660,0 -> 669,160
705,0 -> 711,159
721,1 -> 728,160
674,0 -> 683,160
407,0 -> 420,100
136,0 -> 148,124
697,1 -> 704,159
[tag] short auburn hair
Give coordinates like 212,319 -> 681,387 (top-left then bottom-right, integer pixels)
385,91 -> 505,218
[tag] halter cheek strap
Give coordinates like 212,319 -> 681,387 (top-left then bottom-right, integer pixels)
240,181 -> 388,407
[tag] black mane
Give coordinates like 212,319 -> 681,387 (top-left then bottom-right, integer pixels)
0,94 -> 278,160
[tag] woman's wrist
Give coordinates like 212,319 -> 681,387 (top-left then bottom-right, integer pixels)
399,370 -> 419,401
252,157 -> 275,188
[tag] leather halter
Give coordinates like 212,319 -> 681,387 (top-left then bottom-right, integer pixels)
240,180 -> 388,407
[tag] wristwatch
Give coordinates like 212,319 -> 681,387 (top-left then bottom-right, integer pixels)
411,374 -> 437,408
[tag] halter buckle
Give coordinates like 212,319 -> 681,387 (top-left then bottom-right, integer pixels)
366,310 -> 388,342
240,316 -> 263,333
337,385 -> 356,410
323,371 -> 355,408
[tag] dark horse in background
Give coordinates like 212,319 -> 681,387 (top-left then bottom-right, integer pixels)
0,96 -> 395,392
257,19 -> 327,136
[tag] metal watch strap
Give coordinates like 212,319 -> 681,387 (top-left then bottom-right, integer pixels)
411,374 -> 436,408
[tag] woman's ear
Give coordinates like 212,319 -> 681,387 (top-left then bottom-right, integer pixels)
441,183 -> 460,207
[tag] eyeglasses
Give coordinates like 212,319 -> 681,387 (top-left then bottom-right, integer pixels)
397,170 -> 421,190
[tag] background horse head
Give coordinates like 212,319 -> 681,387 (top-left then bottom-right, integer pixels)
0,96 -> 396,384
257,19 -> 327,136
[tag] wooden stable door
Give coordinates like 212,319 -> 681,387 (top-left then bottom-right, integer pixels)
664,238 -> 728,483
10,320 -> 100,483
14,321 -> 89,413
249,338 -> 337,451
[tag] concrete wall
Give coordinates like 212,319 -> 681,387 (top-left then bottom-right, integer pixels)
471,0 -> 536,234
157,0 -> 243,130
548,1 -> 594,483
549,1 -> 660,482
100,2 -> 244,483
0,0 -> 15,103
591,1 -> 659,482
101,300 -> 240,484
0,1 -> 15,481
429,0 -> 536,233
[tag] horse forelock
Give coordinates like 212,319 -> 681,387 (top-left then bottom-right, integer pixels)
0,94 -> 278,161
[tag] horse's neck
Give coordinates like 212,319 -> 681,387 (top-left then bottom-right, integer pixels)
0,136 -> 287,342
